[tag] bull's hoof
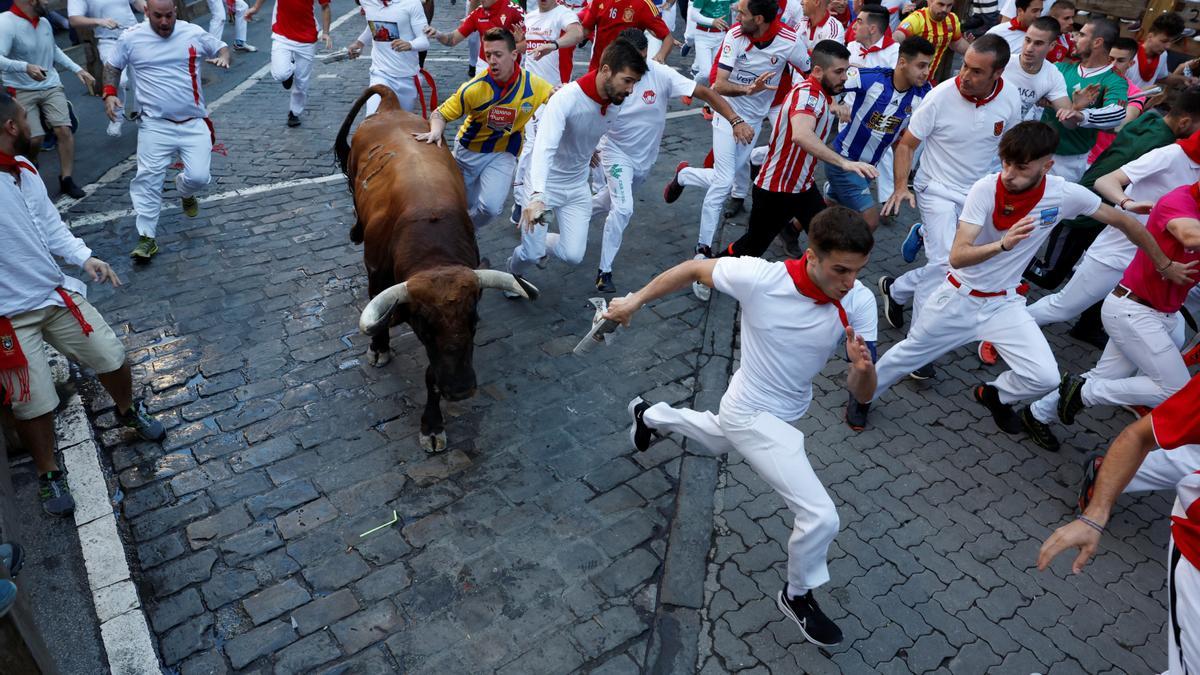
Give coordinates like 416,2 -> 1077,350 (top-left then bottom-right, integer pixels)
419,431 -> 448,453
367,347 -> 392,367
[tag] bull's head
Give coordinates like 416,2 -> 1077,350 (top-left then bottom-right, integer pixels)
358,268 -> 538,401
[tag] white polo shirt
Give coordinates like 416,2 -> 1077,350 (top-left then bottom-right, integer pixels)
954,174 -> 1101,291
107,21 -> 226,122
1086,144 -> 1200,270
713,256 -> 860,422
906,77 -> 1023,194
528,72 -> 622,193
357,0 -> 429,79
715,22 -> 811,122
598,59 -> 695,169
522,4 -> 579,87
1003,57 -> 1068,121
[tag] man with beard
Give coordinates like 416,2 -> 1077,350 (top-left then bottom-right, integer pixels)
1001,16 -> 1071,123
0,92 -> 165,517
871,122 -> 1182,435
102,0 -> 230,261
607,206 -> 877,648
506,39 -> 645,285
893,0 -> 968,81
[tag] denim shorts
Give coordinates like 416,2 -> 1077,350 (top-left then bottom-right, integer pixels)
824,162 -> 876,213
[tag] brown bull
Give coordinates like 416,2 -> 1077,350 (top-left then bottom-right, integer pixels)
335,84 -> 538,451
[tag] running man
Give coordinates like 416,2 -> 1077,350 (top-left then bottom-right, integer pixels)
346,0 -> 431,115
66,0 -> 142,136
606,206 -> 877,649
205,0 -> 256,54
246,0 -> 333,128
686,0 -> 731,85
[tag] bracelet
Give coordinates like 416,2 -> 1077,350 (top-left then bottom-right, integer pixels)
729,116 -> 745,127
552,40 -> 560,50
102,84 -> 118,98
1157,259 -> 1173,273
1118,197 -> 1132,210
999,239 -> 1011,252
1076,515 -> 1104,534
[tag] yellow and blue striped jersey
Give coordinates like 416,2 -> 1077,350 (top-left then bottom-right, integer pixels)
437,67 -> 553,156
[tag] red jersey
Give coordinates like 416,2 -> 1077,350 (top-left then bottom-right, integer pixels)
272,0 -> 331,43
1047,33 -> 1074,63
1151,375 -> 1200,568
1120,184 -> 1200,314
755,75 -> 834,194
579,0 -> 669,71
459,0 -> 526,62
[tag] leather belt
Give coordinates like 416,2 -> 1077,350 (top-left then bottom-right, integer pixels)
696,24 -> 725,32
947,273 -> 1008,298
1112,284 -> 1155,309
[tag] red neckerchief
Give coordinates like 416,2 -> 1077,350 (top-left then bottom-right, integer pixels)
1008,18 -> 1025,32
1190,182 -> 1200,206
1178,129 -> 1200,164
55,288 -> 93,336
1137,41 -> 1161,84
993,175 -> 1047,231
490,65 -> 521,95
784,253 -> 849,327
748,19 -> 784,50
576,71 -> 611,114
0,151 -> 34,184
861,33 -> 894,55
9,4 -> 38,28
804,10 -> 830,41
0,317 -> 29,405
956,76 -> 1004,107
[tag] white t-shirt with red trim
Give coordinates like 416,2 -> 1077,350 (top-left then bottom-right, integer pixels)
107,21 -> 225,121
754,75 -> 834,193
715,22 -> 811,123
272,0 -> 331,44
522,4 -> 579,87
598,59 -> 695,168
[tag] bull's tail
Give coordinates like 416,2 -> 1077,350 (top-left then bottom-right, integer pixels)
333,84 -> 403,176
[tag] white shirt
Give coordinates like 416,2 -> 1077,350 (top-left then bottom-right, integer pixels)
1086,144 -> 1200,270
998,0 -> 1052,17
906,77 -> 1023,194
107,21 -> 226,121
0,11 -> 83,91
783,9 -> 844,47
356,0 -> 429,78
598,59 -> 695,168
1128,51 -> 1170,90
66,0 -> 137,40
843,280 -> 878,343
985,21 -> 1026,57
715,23 -> 810,121
0,158 -> 91,317
1003,57 -> 1068,121
713,256 -> 857,421
522,4 -> 579,87
528,76 -> 621,193
849,36 -> 899,70
955,174 -> 1101,291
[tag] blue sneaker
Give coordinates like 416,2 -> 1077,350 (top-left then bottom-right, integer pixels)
901,222 -> 923,263
0,579 -> 15,618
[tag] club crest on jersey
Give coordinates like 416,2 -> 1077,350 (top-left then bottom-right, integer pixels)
993,121 -> 1004,136
722,44 -> 732,56
622,7 -> 634,21
500,14 -> 508,24
769,55 -> 779,64
1039,207 -> 1059,224
642,89 -> 656,104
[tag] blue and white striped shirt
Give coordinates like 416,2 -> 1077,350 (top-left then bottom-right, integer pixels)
833,67 -> 931,166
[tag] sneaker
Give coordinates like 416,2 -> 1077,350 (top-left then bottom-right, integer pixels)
909,363 -> 935,380
117,399 -> 166,441
977,341 -> 999,366
1057,373 -> 1086,425
973,384 -> 1021,433
627,396 -> 654,452
595,270 -> 616,294
106,117 -> 123,137
878,276 -> 904,329
776,587 -> 843,647
39,471 -> 75,517
724,196 -> 744,218
287,111 -> 301,127
233,41 -> 258,52
779,222 -> 803,258
130,235 -> 159,261
845,393 -> 870,431
664,161 -> 688,203
59,176 -> 85,199
42,133 -> 56,151
1077,454 -> 1103,512
1019,406 -> 1060,451
680,42 -> 691,57
701,105 -> 714,121
0,580 -> 15,618
281,73 -> 294,90
182,196 -> 199,217
0,543 -> 24,577
901,221 -> 923,263
509,202 -> 521,226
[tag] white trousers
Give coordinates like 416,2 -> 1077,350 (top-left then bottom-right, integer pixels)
131,117 -> 212,238
644,400 -> 839,592
512,116 -> 538,210
1029,293 -> 1188,423
271,36 -> 315,115
1169,535 -> 1200,675
1049,153 -> 1088,183
1126,446 -> 1200,493
676,116 -> 762,247
873,281 -> 1059,403
876,146 -> 895,205
890,182 -> 964,327
510,175 -> 593,274
207,0 -> 248,43
690,29 -> 724,84
592,152 -> 648,273
366,69 -> 422,115
1026,252 -> 1124,327
454,146 -> 517,231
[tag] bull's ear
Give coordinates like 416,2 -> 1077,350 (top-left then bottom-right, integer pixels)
514,275 -> 539,301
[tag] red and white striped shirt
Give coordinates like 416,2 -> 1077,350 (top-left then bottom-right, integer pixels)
754,75 -> 833,194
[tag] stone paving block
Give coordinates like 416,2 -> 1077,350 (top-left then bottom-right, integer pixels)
274,631 -> 342,673
331,600 -> 405,655
178,649 -> 230,675
292,589 -> 361,636
200,567 -> 260,609
159,612 -> 215,666
224,620 -> 299,669
148,587 -> 205,633
591,548 -> 660,598
303,551 -> 371,592
245,480 -> 320,520
243,578 -> 311,626
186,505 -> 252,548
276,497 -> 340,540
570,605 -> 647,660
146,549 -> 218,598
219,523 -> 284,565
593,511 -> 659,557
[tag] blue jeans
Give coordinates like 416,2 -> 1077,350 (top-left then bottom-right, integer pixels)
825,163 -> 875,213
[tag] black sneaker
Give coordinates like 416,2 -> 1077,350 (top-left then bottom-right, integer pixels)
39,471 -> 75,517
1057,373 -> 1087,425
117,399 -> 166,441
724,197 -> 745,218
845,393 -> 869,431
287,112 -> 301,128
663,161 -> 688,204
627,397 -> 654,452
1019,406 -> 1060,451
595,270 -> 616,294
878,276 -> 904,329
776,587 -> 843,646
779,222 -> 803,258
973,384 -> 1021,433
467,65 -> 476,78
1078,454 -> 1103,512
509,202 -> 521,226
695,244 -> 713,258
281,73 -> 294,90
909,363 -> 935,380
59,176 -> 85,199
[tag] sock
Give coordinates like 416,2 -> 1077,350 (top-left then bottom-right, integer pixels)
786,584 -> 808,600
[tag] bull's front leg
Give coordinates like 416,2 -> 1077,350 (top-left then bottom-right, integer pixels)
367,330 -> 392,367
419,364 -> 447,453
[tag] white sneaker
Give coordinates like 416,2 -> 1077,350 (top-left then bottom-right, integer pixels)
106,117 -> 123,137
691,252 -> 711,301
233,42 -> 258,52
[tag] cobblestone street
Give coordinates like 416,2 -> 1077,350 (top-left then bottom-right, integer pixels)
47,0 -> 1176,671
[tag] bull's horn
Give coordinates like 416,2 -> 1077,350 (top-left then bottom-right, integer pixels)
359,282 -> 410,335
475,270 -> 540,300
